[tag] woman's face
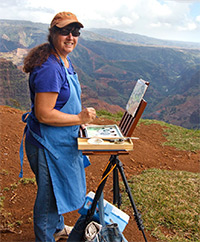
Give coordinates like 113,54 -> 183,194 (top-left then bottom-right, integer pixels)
53,25 -> 80,56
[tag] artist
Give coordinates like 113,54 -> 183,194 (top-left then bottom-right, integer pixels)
20,11 -> 96,242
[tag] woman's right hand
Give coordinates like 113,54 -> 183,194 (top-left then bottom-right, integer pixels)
78,107 -> 96,124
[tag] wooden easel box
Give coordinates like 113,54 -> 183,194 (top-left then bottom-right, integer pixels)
77,79 -> 149,155
77,137 -> 133,152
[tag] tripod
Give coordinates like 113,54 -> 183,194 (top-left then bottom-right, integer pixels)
98,154 -> 148,242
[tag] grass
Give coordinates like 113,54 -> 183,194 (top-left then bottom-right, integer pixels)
9,178 -> 36,190
96,109 -> 123,121
96,110 -> 200,151
121,169 -> 200,242
0,169 -> 9,175
0,196 -> 5,211
19,177 -> 36,185
139,119 -> 200,151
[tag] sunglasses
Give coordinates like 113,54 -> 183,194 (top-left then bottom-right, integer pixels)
59,27 -> 81,37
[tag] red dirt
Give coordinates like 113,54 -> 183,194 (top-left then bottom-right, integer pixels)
0,105 -> 199,242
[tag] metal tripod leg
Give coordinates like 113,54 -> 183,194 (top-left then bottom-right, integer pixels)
113,165 -> 122,208
110,155 -> 148,242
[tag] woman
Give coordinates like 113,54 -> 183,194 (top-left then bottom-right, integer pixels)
20,12 -> 96,242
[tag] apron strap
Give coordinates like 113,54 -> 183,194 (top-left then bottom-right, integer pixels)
19,112 -> 30,178
27,125 -> 59,160
19,112 -> 59,178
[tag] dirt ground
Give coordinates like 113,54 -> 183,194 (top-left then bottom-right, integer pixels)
0,105 -> 199,242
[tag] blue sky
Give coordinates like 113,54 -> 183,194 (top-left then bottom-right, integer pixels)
0,0 -> 200,43
190,1 -> 200,18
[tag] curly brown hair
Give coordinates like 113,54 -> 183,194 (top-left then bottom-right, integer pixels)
23,27 -> 59,73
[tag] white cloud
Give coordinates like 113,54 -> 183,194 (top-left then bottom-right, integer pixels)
0,0 -> 199,42
121,17 -> 133,26
196,15 -> 200,22
178,22 -> 197,31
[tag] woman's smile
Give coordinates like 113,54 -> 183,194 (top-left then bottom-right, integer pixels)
55,33 -> 78,56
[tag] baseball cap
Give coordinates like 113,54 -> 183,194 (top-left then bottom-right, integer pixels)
50,12 -> 84,28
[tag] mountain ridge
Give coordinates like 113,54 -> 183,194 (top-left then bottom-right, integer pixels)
1,19 -> 200,49
88,28 -> 200,48
0,19 -> 199,129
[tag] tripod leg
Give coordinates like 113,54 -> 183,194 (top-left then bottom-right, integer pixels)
116,157 -> 148,242
113,166 -> 122,208
86,159 -> 113,223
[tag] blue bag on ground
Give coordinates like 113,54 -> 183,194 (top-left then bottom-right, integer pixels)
67,193 -> 128,242
79,191 -> 129,232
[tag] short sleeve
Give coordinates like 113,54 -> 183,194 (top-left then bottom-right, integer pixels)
34,59 -> 63,93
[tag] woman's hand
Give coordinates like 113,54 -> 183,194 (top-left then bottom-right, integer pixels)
78,107 -> 96,124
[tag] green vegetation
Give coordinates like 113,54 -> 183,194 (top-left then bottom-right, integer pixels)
15,220 -> 23,226
0,196 -> 5,211
0,177 -> 36,233
19,177 -> 36,185
96,109 -> 123,121
10,182 -> 18,190
95,111 -> 200,152
1,20 -> 200,129
0,169 -> 9,175
0,58 -> 30,110
4,218 -> 23,229
3,187 -> 10,191
140,119 -> 200,151
5,178 -> 36,191
121,169 -> 200,242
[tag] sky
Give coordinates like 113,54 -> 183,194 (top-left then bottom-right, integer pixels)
0,0 -> 200,43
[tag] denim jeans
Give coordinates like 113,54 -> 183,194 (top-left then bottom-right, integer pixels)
25,140 -> 64,242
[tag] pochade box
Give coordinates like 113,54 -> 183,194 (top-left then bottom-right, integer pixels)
78,124 -> 133,151
78,191 -> 130,232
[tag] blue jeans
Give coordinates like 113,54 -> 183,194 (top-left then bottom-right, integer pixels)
25,140 -> 65,242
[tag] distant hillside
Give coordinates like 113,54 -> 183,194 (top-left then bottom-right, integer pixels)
0,19 -> 48,51
0,58 -> 30,110
145,65 -> 200,129
0,58 -> 123,114
0,19 -> 199,129
1,19 -> 200,50
88,28 -> 200,49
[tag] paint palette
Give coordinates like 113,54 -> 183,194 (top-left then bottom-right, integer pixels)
84,124 -> 124,138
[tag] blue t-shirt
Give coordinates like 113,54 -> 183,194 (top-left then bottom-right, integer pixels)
26,54 -> 74,148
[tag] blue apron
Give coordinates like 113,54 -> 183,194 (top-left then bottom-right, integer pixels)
20,60 -> 87,215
